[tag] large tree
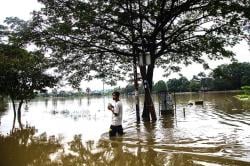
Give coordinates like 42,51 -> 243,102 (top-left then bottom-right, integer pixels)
0,44 -> 58,128
3,0 -> 250,121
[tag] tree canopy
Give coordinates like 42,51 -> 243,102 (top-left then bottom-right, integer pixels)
153,80 -> 167,93
0,44 -> 57,100
167,76 -> 190,92
0,44 -> 58,125
2,0 -> 249,87
211,62 -> 250,90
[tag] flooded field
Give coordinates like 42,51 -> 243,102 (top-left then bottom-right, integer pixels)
0,92 -> 250,165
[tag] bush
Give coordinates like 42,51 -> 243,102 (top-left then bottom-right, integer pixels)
241,86 -> 250,95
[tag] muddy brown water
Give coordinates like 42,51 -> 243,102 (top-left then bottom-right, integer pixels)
0,92 -> 250,165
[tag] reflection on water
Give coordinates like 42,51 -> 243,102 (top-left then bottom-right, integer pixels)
0,127 -> 61,166
0,92 -> 250,165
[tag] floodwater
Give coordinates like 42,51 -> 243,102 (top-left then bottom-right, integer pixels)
0,92 -> 250,166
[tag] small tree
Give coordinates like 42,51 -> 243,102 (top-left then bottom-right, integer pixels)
0,44 -> 58,127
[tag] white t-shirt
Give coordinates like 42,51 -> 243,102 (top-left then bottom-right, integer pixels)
111,100 -> 123,126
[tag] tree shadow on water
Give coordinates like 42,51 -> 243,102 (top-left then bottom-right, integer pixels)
0,126 -> 62,166
1,124 -> 249,166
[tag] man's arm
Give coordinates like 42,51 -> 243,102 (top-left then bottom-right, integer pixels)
108,104 -> 118,116
112,104 -> 119,116
111,109 -> 118,116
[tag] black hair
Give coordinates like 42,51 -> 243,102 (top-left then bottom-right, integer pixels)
112,91 -> 120,97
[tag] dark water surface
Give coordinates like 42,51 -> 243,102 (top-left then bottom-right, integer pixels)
0,92 -> 250,165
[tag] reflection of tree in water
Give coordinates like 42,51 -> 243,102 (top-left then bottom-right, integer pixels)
59,135 -> 102,165
160,114 -> 174,129
52,98 -> 58,109
142,122 -> 158,165
0,98 -> 8,126
44,98 -> 49,108
0,126 -> 61,166
58,134 -> 167,165
87,96 -> 91,106
241,100 -> 250,111
78,97 -> 82,106
1,128 -> 247,165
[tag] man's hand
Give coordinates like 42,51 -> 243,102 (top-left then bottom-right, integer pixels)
108,103 -> 114,110
108,103 -> 118,116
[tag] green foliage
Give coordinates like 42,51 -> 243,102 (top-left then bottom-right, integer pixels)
0,44 -> 58,101
189,80 -> 201,92
190,73 -> 213,91
152,62 -> 250,92
153,80 -> 167,93
211,62 -> 250,90
236,94 -> 249,99
167,77 -> 190,92
241,86 -> 250,95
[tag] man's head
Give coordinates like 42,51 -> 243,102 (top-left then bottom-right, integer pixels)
112,91 -> 120,101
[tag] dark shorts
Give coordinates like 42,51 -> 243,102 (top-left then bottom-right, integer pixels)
109,125 -> 124,137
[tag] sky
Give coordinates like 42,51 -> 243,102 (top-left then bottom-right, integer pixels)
1,0 -> 250,91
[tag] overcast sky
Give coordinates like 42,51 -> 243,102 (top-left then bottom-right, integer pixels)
1,0 -> 250,91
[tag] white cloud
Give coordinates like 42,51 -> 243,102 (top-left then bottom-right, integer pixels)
0,0 -> 42,23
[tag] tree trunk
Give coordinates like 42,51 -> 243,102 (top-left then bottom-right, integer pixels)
11,98 -> 16,132
140,63 -> 157,121
17,100 -> 23,129
133,56 -> 140,122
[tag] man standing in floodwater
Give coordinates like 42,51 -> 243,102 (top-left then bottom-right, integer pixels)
108,91 -> 124,137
